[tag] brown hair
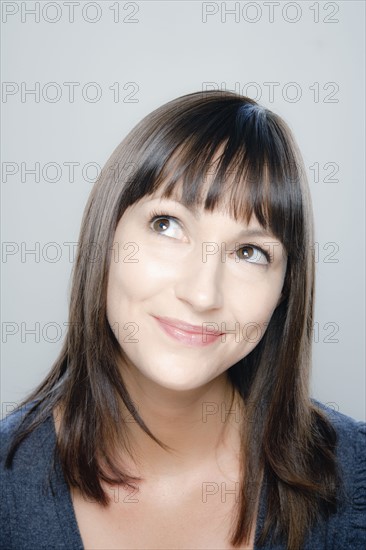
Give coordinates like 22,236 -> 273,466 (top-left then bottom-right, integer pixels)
5,90 -> 341,549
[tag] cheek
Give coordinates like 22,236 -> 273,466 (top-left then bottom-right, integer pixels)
106,247 -> 180,327
228,277 -> 283,340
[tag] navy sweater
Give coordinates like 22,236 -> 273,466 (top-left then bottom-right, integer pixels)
1,400 -> 365,549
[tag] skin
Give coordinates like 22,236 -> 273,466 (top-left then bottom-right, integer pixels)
105,184 -> 287,478
54,180 -> 287,549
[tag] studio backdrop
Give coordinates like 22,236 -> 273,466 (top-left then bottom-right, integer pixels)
1,0 -> 365,420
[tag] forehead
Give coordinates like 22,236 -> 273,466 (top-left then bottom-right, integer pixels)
146,144 -> 253,223
149,184 -> 233,220
123,130 -> 298,249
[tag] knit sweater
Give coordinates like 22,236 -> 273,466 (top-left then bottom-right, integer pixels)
1,400 -> 365,549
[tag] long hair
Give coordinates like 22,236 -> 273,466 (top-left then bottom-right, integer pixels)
4,90 -> 341,549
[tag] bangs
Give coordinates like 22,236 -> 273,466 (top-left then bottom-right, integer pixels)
120,98 -> 305,255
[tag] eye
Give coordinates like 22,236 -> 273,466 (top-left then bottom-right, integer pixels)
236,245 -> 270,265
149,212 -> 184,240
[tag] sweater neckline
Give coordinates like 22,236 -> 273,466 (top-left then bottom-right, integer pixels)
45,411 -> 269,550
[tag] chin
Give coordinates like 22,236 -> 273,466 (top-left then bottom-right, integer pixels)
139,361 -> 217,392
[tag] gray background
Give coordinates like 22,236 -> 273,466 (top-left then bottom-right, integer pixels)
1,1 -> 365,420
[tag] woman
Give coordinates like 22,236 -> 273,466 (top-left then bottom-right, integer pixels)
1,90 -> 365,550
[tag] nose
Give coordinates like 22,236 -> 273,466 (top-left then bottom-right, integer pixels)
173,244 -> 224,312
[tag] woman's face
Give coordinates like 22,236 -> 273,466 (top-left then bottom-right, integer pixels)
106,189 -> 287,391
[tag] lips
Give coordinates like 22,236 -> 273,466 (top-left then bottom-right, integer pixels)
152,315 -> 225,347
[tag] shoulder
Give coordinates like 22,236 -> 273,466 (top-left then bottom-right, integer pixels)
311,399 -> 365,489
0,402 -> 74,548
1,402 -> 32,437
311,398 -> 365,461
0,401 -> 48,464
0,401 -> 59,496
1,403 -> 31,460
310,399 -> 366,548
0,400 -> 55,495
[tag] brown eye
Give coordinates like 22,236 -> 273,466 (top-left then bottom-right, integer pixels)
152,218 -> 170,232
149,215 -> 184,240
237,246 -> 255,259
236,245 -> 269,265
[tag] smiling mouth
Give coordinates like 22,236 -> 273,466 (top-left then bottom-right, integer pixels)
152,316 -> 225,347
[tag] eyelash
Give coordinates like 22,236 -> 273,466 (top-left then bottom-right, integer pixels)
148,209 -> 180,226
148,209 -> 181,238
147,210 -> 273,264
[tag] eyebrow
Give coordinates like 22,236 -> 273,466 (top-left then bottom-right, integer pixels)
154,196 -> 201,220
234,228 -> 277,240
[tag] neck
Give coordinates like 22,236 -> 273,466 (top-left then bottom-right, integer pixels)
118,361 -> 244,478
